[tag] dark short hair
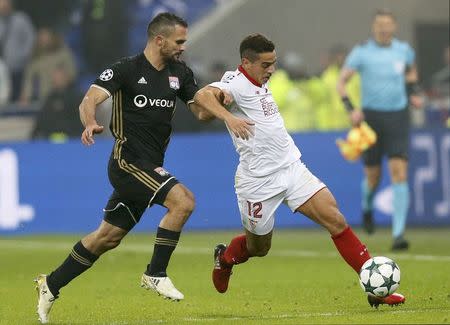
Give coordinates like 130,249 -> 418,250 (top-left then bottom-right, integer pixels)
147,12 -> 188,39
374,8 -> 396,21
240,34 -> 275,62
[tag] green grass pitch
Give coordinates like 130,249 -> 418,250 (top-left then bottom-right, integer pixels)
1,228 -> 449,324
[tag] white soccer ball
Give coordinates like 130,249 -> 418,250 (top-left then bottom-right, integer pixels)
359,256 -> 401,297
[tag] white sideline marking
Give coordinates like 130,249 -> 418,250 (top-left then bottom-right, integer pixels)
1,239 -> 450,262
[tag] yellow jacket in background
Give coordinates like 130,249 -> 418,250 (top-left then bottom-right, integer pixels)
270,70 -> 315,132
320,64 -> 361,130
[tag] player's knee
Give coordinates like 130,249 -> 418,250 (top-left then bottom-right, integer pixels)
184,190 -> 196,214
252,248 -> 270,257
172,191 -> 195,219
247,242 -> 271,257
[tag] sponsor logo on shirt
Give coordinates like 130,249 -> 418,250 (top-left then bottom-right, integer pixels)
133,95 -> 175,109
260,97 -> 279,117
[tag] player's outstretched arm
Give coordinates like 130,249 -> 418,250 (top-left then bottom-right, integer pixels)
79,86 -> 109,146
188,101 -> 216,121
189,89 -> 234,121
194,86 -> 254,140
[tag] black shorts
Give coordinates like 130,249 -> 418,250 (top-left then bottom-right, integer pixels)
103,156 -> 179,231
362,108 -> 410,166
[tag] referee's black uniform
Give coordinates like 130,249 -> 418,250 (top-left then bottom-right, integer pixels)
92,53 -> 198,230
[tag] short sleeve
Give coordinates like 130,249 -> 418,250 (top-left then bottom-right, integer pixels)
178,65 -> 199,104
344,46 -> 362,71
405,43 -> 415,66
209,71 -> 240,101
92,61 -> 126,97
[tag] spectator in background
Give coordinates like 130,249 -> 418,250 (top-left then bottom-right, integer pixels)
31,65 -> 81,141
13,0 -> 75,31
270,52 -> 329,132
431,45 -> 450,95
81,0 -> 128,74
0,57 -> 10,104
19,27 -> 76,105
319,45 -> 361,130
428,45 -> 450,127
0,0 -> 35,100
269,52 -> 315,132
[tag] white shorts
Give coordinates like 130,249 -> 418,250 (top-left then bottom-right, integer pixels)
235,161 -> 326,235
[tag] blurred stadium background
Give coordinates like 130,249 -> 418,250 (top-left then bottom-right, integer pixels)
0,0 -> 448,234
0,1 -> 449,324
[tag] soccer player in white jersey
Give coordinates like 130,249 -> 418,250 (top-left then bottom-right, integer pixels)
194,33 -> 405,307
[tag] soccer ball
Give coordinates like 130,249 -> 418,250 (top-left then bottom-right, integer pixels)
359,256 -> 401,297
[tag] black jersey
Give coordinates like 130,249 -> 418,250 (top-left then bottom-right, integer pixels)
93,53 -> 198,165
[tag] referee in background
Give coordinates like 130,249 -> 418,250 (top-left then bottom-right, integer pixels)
34,12 -> 212,324
337,8 -> 423,251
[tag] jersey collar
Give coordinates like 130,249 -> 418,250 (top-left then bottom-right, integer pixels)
141,52 -> 169,72
370,38 -> 396,48
238,65 -> 262,87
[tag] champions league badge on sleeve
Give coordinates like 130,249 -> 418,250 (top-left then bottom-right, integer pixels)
169,76 -> 180,90
99,69 -> 114,81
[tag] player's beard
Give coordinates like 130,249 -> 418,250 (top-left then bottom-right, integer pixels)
170,52 -> 182,62
161,47 -> 182,63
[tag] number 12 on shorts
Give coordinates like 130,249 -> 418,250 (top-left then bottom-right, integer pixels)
247,201 -> 263,218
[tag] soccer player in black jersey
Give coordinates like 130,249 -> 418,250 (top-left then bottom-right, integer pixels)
35,13 -> 212,324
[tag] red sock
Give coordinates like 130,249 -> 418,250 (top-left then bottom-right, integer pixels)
332,226 -> 371,273
222,234 -> 250,266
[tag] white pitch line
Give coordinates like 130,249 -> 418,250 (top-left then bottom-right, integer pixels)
100,309 -> 437,324
180,309 -> 432,322
1,239 -> 450,262
180,312 -> 345,322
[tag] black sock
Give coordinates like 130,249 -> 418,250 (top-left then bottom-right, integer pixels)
46,241 -> 98,296
145,227 -> 180,277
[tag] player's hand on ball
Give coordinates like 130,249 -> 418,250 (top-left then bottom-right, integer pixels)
81,123 -> 104,146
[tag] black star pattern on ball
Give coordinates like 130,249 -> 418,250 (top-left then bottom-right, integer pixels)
385,274 -> 396,292
364,282 -> 379,294
368,263 -> 379,277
